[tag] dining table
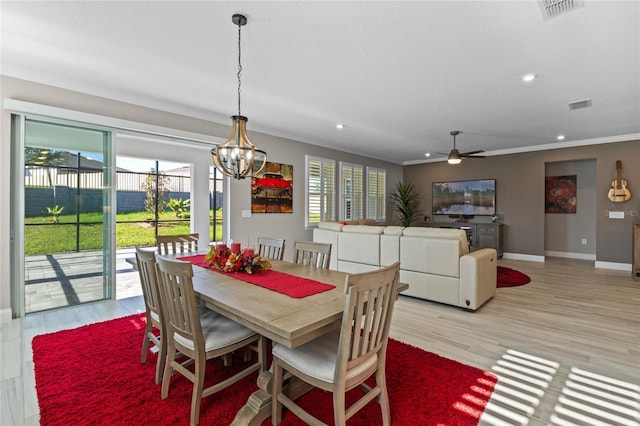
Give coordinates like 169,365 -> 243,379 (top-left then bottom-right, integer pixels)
160,252 -> 407,426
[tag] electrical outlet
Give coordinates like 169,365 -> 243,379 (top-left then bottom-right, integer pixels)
581,238 -> 587,245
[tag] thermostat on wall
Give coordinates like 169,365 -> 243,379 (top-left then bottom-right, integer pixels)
608,211 -> 625,219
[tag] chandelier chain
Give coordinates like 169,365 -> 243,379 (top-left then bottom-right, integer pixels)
237,23 -> 242,116
211,14 -> 266,179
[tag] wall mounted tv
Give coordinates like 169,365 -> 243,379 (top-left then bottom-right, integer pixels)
432,179 -> 496,216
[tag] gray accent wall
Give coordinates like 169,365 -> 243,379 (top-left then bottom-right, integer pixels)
404,140 -> 640,263
545,159 -> 596,257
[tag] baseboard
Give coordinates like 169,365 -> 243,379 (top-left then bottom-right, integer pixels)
502,253 -> 545,262
501,252 -> 631,272
594,261 -> 632,271
0,308 -> 13,323
545,250 -> 597,261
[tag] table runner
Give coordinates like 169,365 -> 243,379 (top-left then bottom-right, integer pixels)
176,254 -> 335,298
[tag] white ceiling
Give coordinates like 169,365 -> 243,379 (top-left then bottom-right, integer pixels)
2,1 -> 639,165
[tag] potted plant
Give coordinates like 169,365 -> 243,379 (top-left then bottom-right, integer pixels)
46,205 -> 64,223
390,181 -> 422,227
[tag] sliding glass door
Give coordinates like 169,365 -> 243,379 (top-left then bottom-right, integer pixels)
21,119 -> 113,314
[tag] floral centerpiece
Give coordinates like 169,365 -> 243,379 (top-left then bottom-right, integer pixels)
205,246 -> 271,274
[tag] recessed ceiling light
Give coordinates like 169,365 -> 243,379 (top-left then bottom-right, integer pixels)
336,123 -> 345,130
557,135 -> 565,140
522,73 -> 536,82
425,153 -> 431,157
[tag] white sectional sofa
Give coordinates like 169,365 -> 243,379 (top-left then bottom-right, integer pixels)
311,221 -> 343,271
312,221 -> 497,311
336,225 -> 385,273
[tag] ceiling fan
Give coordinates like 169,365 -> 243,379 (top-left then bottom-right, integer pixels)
446,131 -> 485,164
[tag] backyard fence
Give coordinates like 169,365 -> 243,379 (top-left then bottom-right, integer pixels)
25,167 -> 223,217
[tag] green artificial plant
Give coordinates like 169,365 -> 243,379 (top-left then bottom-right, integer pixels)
390,181 -> 422,227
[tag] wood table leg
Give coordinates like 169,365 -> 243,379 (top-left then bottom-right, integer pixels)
231,368 -> 314,425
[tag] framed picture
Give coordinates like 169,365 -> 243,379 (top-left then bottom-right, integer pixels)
251,161 -> 293,213
545,175 -> 577,213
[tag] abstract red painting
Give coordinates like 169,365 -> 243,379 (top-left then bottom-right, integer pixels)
545,175 -> 577,213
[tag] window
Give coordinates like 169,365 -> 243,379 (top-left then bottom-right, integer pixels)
340,162 -> 363,221
367,167 -> 387,222
306,156 -> 335,227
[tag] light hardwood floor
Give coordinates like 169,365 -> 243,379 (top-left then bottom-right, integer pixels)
1,258 -> 638,425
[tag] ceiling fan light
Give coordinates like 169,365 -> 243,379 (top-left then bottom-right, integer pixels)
447,146 -> 462,165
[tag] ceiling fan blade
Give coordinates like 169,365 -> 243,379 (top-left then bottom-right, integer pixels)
460,150 -> 485,156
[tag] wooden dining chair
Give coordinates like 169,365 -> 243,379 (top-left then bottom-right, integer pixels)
271,262 -> 400,426
257,236 -> 285,261
292,241 -> 332,269
156,233 -> 199,255
154,256 -> 266,426
135,246 -> 166,385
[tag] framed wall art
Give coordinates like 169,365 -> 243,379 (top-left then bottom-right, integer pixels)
545,175 -> 577,213
251,161 -> 293,213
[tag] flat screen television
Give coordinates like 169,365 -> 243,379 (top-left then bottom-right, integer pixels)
432,179 -> 496,216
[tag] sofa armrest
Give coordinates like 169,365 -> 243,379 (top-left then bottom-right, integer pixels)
459,248 -> 497,310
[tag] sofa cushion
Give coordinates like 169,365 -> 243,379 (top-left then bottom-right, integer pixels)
341,224 -> 385,234
383,226 -> 404,236
400,270 -> 460,305
317,221 -> 344,231
400,237 -> 461,277
379,226 -> 403,266
403,227 -> 469,254
338,227 -> 382,266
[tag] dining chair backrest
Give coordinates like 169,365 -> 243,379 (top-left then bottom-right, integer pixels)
156,233 -> 199,255
135,246 -> 167,385
336,262 -> 400,383
292,241 -> 332,269
154,255 -> 264,426
136,246 -> 163,318
270,262 -> 401,426
257,237 -> 285,261
154,256 -> 202,349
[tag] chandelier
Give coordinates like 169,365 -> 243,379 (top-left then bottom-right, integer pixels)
211,14 -> 267,179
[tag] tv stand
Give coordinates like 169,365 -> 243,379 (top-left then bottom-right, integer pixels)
422,221 -> 504,258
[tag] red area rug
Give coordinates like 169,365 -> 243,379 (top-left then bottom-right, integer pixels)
497,266 -> 531,288
33,314 -> 497,426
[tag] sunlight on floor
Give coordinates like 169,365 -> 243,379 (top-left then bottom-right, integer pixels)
549,367 -> 640,426
479,349 -> 640,426
480,349 -> 559,425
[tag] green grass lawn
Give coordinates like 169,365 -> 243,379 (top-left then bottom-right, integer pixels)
25,210 -> 223,255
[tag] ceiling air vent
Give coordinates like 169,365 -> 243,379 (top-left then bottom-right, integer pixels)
538,0 -> 584,20
568,98 -> 592,111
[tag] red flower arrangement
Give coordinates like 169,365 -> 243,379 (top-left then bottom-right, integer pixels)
204,246 -> 271,274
